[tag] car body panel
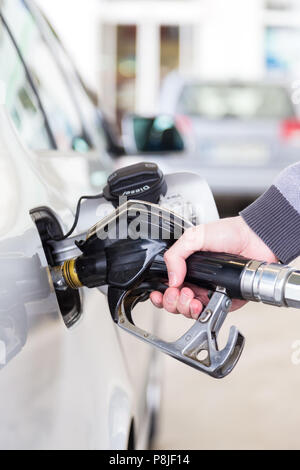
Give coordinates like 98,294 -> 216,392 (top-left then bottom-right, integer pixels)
190,118 -> 300,168
0,0 -> 221,450
0,0 -> 163,448
0,0 -> 160,449
0,106 -> 148,449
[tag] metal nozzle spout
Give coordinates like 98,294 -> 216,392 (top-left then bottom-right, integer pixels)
284,271 -> 300,308
241,261 -> 300,309
50,265 -> 68,291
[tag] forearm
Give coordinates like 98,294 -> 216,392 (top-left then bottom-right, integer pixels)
241,162 -> 300,263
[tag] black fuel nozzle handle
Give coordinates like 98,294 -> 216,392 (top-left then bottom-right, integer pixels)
61,245 -> 300,310
61,240 -> 250,299
149,250 -> 250,299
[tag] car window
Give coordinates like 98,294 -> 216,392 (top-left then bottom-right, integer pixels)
34,5 -> 109,155
0,17 -> 52,150
178,83 -> 295,120
55,49 -> 109,154
2,0 -> 84,151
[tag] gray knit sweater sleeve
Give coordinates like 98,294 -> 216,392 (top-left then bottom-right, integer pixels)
240,162 -> 300,263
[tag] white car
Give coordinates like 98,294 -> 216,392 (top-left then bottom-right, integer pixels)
0,0 -> 160,450
0,0 -> 219,450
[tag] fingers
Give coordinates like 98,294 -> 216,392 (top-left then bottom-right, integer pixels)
150,287 -> 204,319
175,287 -> 194,318
162,287 -> 180,314
164,226 -> 205,287
189,298 -> 203,319
150,291 -> 163,308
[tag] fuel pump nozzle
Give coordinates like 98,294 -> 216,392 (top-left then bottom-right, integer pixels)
52,200 -> 300,379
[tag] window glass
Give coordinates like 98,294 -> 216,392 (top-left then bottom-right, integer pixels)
0,18 -> 52,150
39,11 -> 108,155
178,84 -> 294,120
2,0 -> 83,151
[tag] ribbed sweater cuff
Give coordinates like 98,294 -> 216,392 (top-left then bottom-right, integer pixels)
240,185 -> 300,263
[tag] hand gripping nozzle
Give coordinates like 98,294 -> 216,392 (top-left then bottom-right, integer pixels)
53,201 -> 247,379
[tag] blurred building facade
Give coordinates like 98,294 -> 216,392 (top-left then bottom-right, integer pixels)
37,0 -> 300,120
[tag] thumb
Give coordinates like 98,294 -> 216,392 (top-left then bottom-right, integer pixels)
164,225 -> 205,287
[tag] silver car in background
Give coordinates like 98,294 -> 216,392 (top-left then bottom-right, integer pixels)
159,74 -> 300,215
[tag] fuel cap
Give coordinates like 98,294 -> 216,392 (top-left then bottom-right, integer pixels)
103,162 -> 167,206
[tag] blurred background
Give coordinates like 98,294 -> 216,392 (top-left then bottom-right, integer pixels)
32,0 -> 300,449
36,0 -> 300,216
36,0 -> 300,117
